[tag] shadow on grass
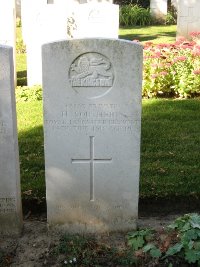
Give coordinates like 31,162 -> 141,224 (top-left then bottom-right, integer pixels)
119,31 -> 176,42
17,70 -> 27,86
18,99 -> 200,216
119,26 -> 176,42
18,125 -> 46,215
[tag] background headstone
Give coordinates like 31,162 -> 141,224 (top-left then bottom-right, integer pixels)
0,45 -> 22,236
21,0 -> 47,44
16,0 -> 21,18
0,0 -> 16,84
177,0 -> 200,38
25,4 -> 71,85
42,39 -> 143,233
22,1 -> 118,86
150,0 -> 167,21
72,3 -> 119,39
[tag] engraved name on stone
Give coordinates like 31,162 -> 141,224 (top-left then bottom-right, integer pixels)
0,198 -> 16,214
69,53 -> 114,88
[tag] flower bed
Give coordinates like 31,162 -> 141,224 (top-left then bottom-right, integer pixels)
142,33 -> 200,98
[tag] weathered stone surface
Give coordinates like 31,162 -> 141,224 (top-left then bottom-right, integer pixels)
0,0 -> 16,84
0,45 -> 22,236
177,0 -> 200,38
72,3 -> 119,39
150,0 -> 167,20
42,39 -> 143,233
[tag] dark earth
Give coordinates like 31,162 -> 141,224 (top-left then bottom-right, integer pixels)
1,197 -> 200,267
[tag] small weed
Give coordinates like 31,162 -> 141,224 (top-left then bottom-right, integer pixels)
16,85 -> 42,102
127,213 -> 200,266
54,234 -> 136,266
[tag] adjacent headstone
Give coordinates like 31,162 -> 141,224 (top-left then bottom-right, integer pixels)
42,39 -> 143,233
72,3 -> 119,39
21,0 -> 47,44
177,0 -> 200,38
24,3 -> 71,85
0,45 -> 22,236
150,0 -> 167,21
0,0 -> 16,84
16,0 -> 21,18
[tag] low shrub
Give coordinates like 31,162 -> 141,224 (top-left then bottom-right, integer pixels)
127,213 -> 200,266
16,85 -> 42,102
142,34 -> 200,98
119,4 -> 152,26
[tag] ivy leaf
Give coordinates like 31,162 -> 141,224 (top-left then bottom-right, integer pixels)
143,243 -> 156,253
150,248 -> 162,258
128,236 -> 145,251
166,243 -> 183,256
190,214 -> 200,229
185,249 -> 200,264
182,229 -> 198,241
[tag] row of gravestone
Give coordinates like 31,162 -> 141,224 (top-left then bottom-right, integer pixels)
20,1 -> 119,86
0,36 -> 143,235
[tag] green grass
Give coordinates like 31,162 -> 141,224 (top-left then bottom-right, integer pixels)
16,98 -> 200,201
119,25 -> 177,43
140,99 -> 200,199
17,100 -> 44,199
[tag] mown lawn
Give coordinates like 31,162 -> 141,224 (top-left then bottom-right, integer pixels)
119,25 -> 177,43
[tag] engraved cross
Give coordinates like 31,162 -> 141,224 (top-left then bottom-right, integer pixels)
71,136 -> 112,201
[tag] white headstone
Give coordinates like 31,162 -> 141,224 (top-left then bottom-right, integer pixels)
0,45 -> 22,236
0,0 -> 16,84
21,0 -> 47,44
16,0 -> 21,18
177,0 -> 200,38
42,39 -> 143,233
25,4 -> 72,86
150,0 -> 167,20
72,3 -> 119,39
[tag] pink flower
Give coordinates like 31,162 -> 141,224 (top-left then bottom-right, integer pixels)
193,69 -> 200,75
160,71 -> 168,76
190,31 -> 200,37
174,56 -> 187,62
151,74 -> 159,79
192,50 -> 200,56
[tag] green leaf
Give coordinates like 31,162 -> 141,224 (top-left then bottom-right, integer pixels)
168,263 -> 173,267
128,236 -> 145,250
143,243 -> 156,253
185,249 -> 200,264
190,214 -> 200,229
166,243 -> 183,256
182,229 -> 199,241
150,247 -> 162,258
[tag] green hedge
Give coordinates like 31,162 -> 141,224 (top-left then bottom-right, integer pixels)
114,0 -> 150,8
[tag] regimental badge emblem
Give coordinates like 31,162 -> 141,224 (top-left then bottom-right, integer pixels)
69,52 -> 114,99
69,53 -> 114,88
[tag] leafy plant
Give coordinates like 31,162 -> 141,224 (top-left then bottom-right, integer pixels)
127,214 -> 200,266
55,234 -> 136,266
16,85 -> 42,102
166,213 -> 200,265
119,4 -> 152,26
165,11 -> 177,25
143,35 -> 200,98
